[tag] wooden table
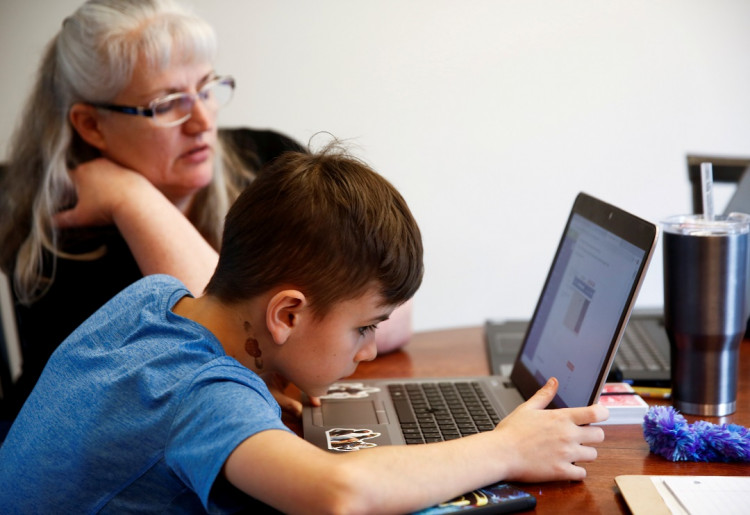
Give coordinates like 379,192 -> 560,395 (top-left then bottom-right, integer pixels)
348,327 -> 750,514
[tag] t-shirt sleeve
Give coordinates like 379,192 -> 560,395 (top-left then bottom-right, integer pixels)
164,363 -> 292,510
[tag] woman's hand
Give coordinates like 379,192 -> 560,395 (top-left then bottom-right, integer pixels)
52,157 -> 218,296
54,157 -> 152,229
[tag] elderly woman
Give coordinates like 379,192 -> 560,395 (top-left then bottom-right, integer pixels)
0,0 -> 412,415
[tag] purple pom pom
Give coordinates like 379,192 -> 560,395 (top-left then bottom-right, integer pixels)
643,406 -> 750,462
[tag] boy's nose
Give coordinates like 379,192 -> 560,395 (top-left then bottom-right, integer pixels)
358,339 -> 378,362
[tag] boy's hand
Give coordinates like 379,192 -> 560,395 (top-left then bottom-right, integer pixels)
260,372 -> 303,421
495,377 -> 608,483
260,373 -> 322,434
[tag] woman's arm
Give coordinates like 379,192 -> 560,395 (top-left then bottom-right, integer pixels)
54,158 -> 218,295
374,299 -> 413,354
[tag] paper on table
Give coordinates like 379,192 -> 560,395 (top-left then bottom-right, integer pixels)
652,476 -> 750,515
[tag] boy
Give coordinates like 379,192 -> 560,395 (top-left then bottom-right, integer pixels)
0,148 -> 608,513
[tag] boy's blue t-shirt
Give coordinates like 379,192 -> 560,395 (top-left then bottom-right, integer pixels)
0,275 -> 291,513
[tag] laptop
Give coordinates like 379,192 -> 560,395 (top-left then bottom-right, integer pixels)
723,166 -> 750,215
302,192 -> 658,452
485,309 -> 671,386
721,168 -> 750,338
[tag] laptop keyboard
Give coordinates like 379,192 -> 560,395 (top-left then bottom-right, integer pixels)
388,382 -> 501,444
613,319 -> 670,373
486,313 -> 671,384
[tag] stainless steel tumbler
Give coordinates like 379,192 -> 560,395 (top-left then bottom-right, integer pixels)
662,213 -> 750,416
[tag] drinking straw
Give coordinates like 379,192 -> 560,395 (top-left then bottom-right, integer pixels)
701,162 -> 714,222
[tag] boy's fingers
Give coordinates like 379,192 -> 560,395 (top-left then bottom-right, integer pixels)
523,377 -> 558,410
278,397 -> 303,418
572,404 -> 610,427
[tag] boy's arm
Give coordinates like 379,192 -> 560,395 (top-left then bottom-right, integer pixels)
223,378 -> 608,514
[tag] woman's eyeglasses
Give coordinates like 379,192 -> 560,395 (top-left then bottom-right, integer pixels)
89,75 -> 235,127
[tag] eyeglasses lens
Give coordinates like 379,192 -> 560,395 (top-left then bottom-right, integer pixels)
152,78 -> 234,126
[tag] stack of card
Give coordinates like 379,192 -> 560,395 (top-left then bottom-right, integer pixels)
595,383 -> 650,425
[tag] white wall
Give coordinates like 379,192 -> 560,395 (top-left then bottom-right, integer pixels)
3,0 -> 750,332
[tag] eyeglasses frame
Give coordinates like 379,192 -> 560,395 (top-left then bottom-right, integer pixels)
88,75 -> 235,128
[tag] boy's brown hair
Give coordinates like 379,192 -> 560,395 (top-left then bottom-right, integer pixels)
206,146 -> 423,316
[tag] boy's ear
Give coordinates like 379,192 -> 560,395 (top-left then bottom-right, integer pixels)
68,103 -> 107,151
266,290 -> 307,345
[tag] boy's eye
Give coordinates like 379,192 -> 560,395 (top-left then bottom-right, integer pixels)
358,324 -> 378,337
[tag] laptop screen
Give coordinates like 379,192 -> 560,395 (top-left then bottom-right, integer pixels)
510,193 -> 655,408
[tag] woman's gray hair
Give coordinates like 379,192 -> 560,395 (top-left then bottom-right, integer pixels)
0,0 -> 243,304
60,0 -> 217,106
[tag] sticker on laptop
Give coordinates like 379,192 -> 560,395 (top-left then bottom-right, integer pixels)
320,382 -> 381,399
325,428 -> 381,452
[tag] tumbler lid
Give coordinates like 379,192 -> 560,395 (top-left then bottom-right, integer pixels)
661,212 -> 750,236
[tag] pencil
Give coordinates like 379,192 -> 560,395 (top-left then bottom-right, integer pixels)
631,386 -> 671,399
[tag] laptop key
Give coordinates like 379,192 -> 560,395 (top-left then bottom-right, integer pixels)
392,399 -> 416,424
